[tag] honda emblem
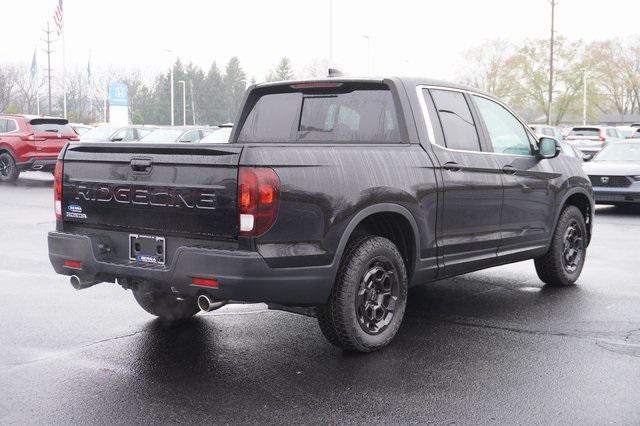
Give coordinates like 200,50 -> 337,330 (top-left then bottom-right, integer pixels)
600,176 -> 610,184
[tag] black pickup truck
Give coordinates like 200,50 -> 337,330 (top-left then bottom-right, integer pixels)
48,77 -> 593,352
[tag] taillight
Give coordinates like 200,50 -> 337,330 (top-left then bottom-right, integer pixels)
54,160 -> 63,219
238,167 -> 280,236
599,136 -> 605,142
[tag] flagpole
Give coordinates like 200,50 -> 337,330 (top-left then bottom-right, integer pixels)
62,1 -> 67,119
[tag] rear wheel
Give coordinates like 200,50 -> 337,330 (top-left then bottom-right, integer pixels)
132,288 -> 200,321
317,235 -> 408,352
534,206 -> 587,286
0,153 -> 19,183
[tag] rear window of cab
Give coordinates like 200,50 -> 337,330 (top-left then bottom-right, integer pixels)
237,83 -> 401,143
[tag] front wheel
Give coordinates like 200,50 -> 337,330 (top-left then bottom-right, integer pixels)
132,288 -> 200,321
534,205 -> 587,286
317,235 -> 408,353
0,153 -> 19,183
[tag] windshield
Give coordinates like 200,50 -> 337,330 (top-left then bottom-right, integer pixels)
593,143 -> 640,161
80,126 -> 118,141
569,128 -> 600,137
140,129 -> 184,143
199,127 -> 232,143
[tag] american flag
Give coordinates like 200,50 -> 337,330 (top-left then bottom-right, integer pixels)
53,0 -> 63,36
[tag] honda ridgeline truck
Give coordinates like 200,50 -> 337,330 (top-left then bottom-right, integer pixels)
48,77 -> 594,352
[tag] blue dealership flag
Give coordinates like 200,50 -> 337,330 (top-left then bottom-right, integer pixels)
30,49 -> 37,80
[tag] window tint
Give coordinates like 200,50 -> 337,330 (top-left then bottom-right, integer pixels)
0,119 -> 7,133
5,119 -> 17,132
569,127 -> 600,137
473,95 -> 532,155
429,89 -> 481,151
238,88 -> 401,143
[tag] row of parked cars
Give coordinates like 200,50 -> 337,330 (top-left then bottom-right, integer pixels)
530,123 -> 640,207
0,115 -> 232,182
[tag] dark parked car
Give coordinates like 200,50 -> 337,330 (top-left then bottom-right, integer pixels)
79,125 -> 156,142
0,114 -> 79,182
48,77 -> 594,352
583,141 -> 640,205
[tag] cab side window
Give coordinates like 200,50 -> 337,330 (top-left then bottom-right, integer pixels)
473,95 -> 532,156
429,89 -> 481,152
0,119 -> 7,133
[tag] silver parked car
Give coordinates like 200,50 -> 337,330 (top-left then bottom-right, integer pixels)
530,124 -> 564,142
139,126 -> 214,143
565,125 -> 623,157
583,140 -> 640,205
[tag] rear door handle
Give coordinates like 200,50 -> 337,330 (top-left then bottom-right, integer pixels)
443,162 -> 462,172
502,165 -> 517,175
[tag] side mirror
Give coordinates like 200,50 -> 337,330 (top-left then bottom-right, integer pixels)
110,137 -> 123,142
582,153 -> 592,162
537,137 -> 560,159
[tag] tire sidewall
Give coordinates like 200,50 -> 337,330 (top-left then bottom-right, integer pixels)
0,153 -> 19,183
341,238 -> 408,350
555,206 -> 588,284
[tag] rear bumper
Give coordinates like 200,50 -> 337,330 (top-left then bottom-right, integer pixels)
17,158 -> 57,172
47,231 -> 334,305
592,187 -> 640,204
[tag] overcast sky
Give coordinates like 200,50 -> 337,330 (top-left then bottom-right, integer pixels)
2,0 -> 640,83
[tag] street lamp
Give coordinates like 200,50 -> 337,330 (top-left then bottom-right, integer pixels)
164,49 -> 175,126
179,80 -> 186,126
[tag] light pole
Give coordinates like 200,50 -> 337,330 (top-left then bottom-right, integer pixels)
179,80 -> 186,126
547,0 -> 556,125
164,49 -> 175,126
328,0 -> 334,68
582,71 -> 588,126
361,34 -> 371,74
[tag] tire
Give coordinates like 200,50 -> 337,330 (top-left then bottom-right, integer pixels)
534,205 -> 587,286
0,153 -> 19,183
132,288 -> 200,321
317,235 -> 408,353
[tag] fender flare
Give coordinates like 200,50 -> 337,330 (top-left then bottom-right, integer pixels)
555,187 -> 594,245
330,203 -> 421,274
0,145 -> 16,159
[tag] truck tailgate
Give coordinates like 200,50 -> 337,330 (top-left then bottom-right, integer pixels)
61,143 -> 242,239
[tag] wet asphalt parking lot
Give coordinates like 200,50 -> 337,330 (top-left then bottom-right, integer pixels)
1,173 -> 639,425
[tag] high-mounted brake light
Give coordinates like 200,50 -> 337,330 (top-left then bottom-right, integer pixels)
238,167 -> 280,237
289,82 -> 343,89
54,160 -> 63,220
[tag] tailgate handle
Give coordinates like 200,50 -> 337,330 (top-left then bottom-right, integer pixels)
130,158 -> 152,174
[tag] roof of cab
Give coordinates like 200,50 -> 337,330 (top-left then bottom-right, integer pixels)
253,76 -> 499,101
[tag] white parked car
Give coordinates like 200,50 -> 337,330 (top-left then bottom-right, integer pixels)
565,125 -> 623,156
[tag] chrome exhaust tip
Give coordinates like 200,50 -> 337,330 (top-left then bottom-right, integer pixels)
197,295 -> 227,312
70,275 -> 99,290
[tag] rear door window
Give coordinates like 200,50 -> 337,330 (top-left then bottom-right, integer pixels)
238,85 -> 401,143
0,119 -> 7,133
5,119 -> 17,132
429,89 -> 481,151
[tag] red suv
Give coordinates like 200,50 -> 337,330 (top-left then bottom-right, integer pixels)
0,115 -> 78,182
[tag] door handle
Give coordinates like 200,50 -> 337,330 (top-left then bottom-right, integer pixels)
443,162 -> 462,172
502,165 -> 517,175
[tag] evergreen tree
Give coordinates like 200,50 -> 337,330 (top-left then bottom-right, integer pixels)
222,57 -> 246,123
266,57 -> 295,82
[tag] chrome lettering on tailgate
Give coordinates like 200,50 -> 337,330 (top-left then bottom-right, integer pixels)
67,183 -> 217,210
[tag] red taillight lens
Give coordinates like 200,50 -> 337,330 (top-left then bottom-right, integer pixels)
599,136 -> 605,142
54,160 -> 63,219
238,167 -> 280,236
191,277 -> 219,288
21,133 -> 46,141
63,260 -> 82,270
